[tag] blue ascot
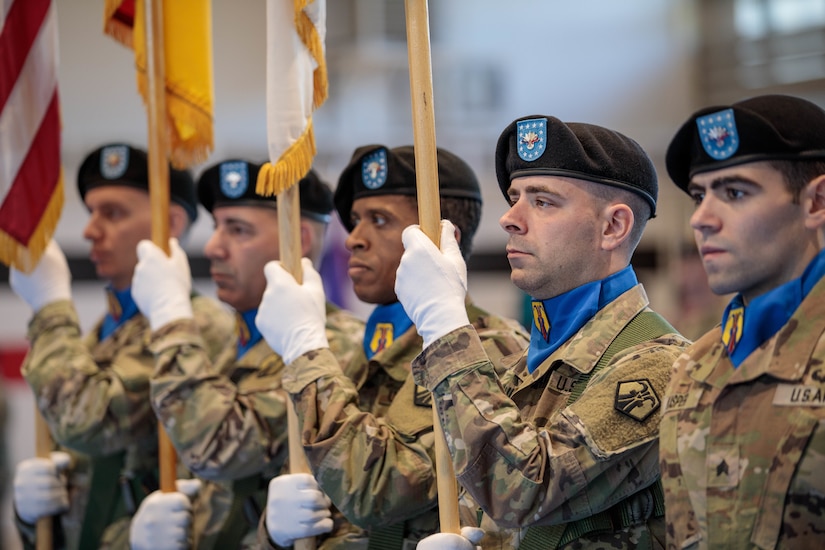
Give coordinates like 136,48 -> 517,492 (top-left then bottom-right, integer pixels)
721,248 -> 825,367
527,266 -> 638,373
100,286 -> 140,340
236,308 -> 263,358
363,301 -> 414,359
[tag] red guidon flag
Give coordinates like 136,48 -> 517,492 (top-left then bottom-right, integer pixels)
0,0 -> 64,272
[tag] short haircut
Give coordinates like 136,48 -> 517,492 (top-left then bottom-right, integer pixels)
769,159 -> 825,203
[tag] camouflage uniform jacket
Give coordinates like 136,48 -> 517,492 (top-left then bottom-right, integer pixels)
412,285 -> 689,549
17,295 -> 234,550
660,277 -> 825,549
149,302 -> 364,549
269,299 -> 528,549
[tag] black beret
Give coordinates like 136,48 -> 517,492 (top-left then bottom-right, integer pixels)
495,116 -> 658,217
197,160 -> 333,223
666,94 -> 825,192
334,144 -> 482,231
77,143 -> 198,222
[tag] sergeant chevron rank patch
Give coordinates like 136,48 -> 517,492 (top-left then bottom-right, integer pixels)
614,379 -> 660,422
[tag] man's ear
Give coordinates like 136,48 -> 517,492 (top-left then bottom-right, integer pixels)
804,174 -> 825,231
169,204 -> 190,239
601,203 -> 634,251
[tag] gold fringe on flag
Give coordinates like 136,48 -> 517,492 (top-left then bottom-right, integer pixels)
0,171 -> 64,273
256,120 -> 317,198
294,0 -> 328,109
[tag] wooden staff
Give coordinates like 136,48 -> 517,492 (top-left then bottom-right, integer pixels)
35,410 -> 53,550
404,0 -> 460,535
144,0 -> 177,493
277,185 -> 316,550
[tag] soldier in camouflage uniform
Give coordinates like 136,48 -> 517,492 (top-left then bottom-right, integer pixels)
660,95 -> 825,549
253,145 -> 529,549
8,143 -> 234,550
127,160 -> 365,549
395,117 -> 691,550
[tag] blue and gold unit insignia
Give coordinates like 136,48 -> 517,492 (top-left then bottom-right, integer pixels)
361,148 -> 388,189
532,300 -> 551,342
517,117 -> 547,162
220,160 -> 249,198
100,144 -> 129,180
697,108 -> 739,160
106,288 -> 123,322
721,305 -> 744,355
614,379 -> 660,422
369,322 -> 393,355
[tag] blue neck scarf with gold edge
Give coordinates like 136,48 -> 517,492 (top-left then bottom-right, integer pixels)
100,286 -> 140,340
721,248 -> 825,367
363,301 -> 414,359
527,266 -> 638,373
236,308 -> 263,359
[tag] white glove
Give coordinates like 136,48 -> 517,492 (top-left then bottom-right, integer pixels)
129,478 -> 202,550
265,473 -> 333,547
10,240 -> 72,313
13,451 -> 71,524
256,258 -> 329,365
416,527 -> 485,550
132,238 -> 193,331
395,220 -> 470,348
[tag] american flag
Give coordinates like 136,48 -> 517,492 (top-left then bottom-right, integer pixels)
0,0 -> 63,272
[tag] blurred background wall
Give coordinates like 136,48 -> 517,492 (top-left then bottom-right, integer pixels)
1,0 -> 824,546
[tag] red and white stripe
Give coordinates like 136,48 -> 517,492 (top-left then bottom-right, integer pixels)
0,0 -> 61,248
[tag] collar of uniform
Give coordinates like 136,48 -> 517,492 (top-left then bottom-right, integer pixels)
722,248 -> 825,368
365,321 -> 421,383
101,285 -> 140,340
736,264 -> 825,383
687,265 -> 825,388
527,282 -> 649,381
363,301 -> 414,359
235,308 -> 263,359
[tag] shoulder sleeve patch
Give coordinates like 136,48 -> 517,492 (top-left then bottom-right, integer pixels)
614,379 -> 660,422
385,375 -> 435,436
564,345 -> 676,456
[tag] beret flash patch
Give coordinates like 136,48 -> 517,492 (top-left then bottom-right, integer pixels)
614,378 -> 660,422
100,144 -> 129,180
361,148 -> 388,189
697,108 -> 739,160
517,118 -> 547,162
219,161 -> 249,199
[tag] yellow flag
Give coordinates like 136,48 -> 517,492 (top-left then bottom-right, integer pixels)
256,0 -> 328,196
104,0 -> 214,168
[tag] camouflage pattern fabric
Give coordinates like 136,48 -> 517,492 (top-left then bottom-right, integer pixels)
149,302 -> 365,548
412,286 -> 689,549
17,295 -> 234,550
660,277 -> 825,549
260,298 -> 529,549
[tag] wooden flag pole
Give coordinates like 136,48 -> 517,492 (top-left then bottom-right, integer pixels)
35,410 -> 53,550
144,0 -> 177,493
278,186 -> 316,550
404,0 -> 460,534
